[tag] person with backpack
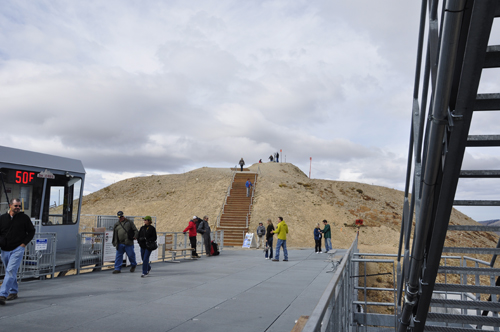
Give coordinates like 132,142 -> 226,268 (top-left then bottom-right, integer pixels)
183,216 -> 199,258
239,158 -> 245,171
198,216 -> 212,256
264,219 -> 275,260
112,211 -> 139,274
137,216 -> 157,277
314,223 -> 322,253
256,222 -> 266,249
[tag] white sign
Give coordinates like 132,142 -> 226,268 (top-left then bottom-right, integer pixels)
242,233 -> 257,248
103,231 -> 115,262
35,238 -> 48,251
37,169 -> 55,179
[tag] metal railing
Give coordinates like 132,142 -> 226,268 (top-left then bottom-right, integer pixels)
75,231 -> 107,274
217,170 -> 237,228
0,232 -> 57,280
302,234 -> 359,332
74,230 -> 225,273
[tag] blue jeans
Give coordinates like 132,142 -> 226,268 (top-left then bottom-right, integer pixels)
275,239 -> 288,260
140,248 -> 152,275
265,237 -> 273,258
0,245 -> 25,297
325,238 -> 332,252
114,243 -> 137,270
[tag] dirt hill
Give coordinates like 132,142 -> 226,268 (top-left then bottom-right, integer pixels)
80,162 -> 496,253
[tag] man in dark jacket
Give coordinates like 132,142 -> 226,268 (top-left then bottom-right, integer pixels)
112,211 -> 139,274
256,222 -> 266,249
0,198 -> 36,304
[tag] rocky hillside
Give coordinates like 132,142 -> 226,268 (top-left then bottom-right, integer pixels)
80,162 -> 496,253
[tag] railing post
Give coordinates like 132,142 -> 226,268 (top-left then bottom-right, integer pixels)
75,233 -> 81,275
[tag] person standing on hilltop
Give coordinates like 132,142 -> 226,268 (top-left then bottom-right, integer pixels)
321,219 -> 332,253
269,155 -> 273,162
314,223 -> 322,253
0,198 -> 36,305
112,211 -> 139,274
183,216 -> 199,258
239,158 -> 245,171
272,216 -> 288,262
276,152 -> 279,163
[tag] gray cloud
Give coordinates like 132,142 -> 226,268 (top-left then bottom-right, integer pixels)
1,1 -> 497,221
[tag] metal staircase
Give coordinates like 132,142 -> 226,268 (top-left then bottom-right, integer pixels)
397,1 -> 500,331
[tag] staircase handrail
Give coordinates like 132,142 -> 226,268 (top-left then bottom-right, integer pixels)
216,169 -> 237,228
245,174 -> 257,229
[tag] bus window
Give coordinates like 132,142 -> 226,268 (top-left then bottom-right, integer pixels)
44,177 -> 82,225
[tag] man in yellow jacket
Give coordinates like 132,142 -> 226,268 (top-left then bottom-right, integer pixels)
271,216 -> 288,261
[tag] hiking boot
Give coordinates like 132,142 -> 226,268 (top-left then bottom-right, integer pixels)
130,266 -> 136,273
6,294 -> 18,301
112,270 -> 121,274
0,296 -> 6,305
283,259 -> 288,261
141,274 -> 147,278
272,259 -> 279,262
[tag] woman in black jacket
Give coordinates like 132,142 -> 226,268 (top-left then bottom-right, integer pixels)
265,219 -> 275,260
138,216 -> 157,277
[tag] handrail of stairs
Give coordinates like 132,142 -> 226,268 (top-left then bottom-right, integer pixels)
245,175 -> 257,229
216,169 -> 237,228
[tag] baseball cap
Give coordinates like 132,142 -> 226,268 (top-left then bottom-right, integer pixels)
117,211 -> 124,217
193,215 -> 198,220
143,216 -> 152,221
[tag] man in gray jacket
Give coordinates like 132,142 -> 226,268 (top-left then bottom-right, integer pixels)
112,211 -> 139,274
199,216 -> 212,256
256,222 -> 266,249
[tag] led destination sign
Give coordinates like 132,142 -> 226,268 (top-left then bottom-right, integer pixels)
3,169 -> 55,185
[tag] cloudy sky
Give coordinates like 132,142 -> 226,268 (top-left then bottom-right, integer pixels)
1,1 -> 499,221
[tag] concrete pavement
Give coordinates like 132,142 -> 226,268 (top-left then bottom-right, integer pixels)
0,248 -> 343,332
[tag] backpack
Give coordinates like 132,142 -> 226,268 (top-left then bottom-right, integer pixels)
197,220 -> 205,234
211,241 -> 220,256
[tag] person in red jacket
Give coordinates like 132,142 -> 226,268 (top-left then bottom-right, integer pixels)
183,216 -> 199,258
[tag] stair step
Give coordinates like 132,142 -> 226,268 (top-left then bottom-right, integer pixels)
447,225 -> 500,232
431,298 -> 500,311
437,266 -> 500,275
475,93 -> 500,110
442,247 -> 500,255
483,47 -> 500,68
426,312 -> 500,326
466,135 -> 500,147
424,326 -> 487,332
434,283 -> 500,294
453,200 -> 500,206
459,170 -> 500,178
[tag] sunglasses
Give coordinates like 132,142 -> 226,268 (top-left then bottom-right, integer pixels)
13,205 -> 21,207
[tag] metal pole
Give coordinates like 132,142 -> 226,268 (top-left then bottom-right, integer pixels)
399,1 -> 466,330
